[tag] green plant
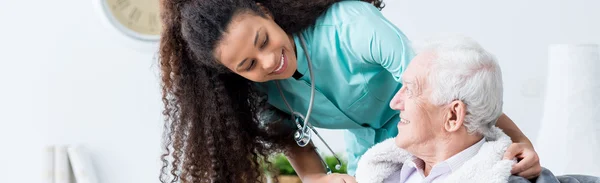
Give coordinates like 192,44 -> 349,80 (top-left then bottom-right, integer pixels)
268,153 -> 348,176
325,156 -> 347,174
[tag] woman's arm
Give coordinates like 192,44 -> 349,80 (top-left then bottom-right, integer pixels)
496,113 -> 531,144
259,104 -> 356,182
286,144 -> 356,183
496,113 -> 542,179
286,144 -> 326,180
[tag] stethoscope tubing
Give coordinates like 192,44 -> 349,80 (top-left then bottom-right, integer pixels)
274,34 -> 342,174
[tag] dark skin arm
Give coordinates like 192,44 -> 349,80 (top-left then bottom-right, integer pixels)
496,113 -> 542,179
497,113 -> 531,144
286,143 -> 356,183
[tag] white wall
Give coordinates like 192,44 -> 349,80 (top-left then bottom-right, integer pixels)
0,0 -> 598,182
0,0 -> 163,182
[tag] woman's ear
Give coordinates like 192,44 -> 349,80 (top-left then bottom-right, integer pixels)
444,100 -> 467,132
255,3 -> 273,20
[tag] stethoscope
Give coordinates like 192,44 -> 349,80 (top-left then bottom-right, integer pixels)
274,35 -> 343,174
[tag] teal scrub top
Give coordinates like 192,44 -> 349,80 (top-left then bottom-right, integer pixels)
260,1 -> 414,175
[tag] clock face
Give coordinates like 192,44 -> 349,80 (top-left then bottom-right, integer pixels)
103,0 -> 162,41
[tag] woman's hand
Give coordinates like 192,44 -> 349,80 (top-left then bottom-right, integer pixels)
304,173 -> 357,183
496,113 -> 542,179
503,142 -> 542,179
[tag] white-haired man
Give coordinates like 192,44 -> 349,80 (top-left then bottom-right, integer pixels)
354,36 -> 599,183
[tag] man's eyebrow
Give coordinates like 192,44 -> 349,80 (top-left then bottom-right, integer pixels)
404,78 -> 419,90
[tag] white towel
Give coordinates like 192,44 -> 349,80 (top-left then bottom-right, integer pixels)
355,127 -> 516,183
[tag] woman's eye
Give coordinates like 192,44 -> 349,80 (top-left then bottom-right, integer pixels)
246,60 -> 255,71
261,35 -> 269,49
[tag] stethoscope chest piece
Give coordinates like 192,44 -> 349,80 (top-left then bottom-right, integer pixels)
293,116 -> 312,147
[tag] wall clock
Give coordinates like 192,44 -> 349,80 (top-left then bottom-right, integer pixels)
99,0 -> 162,42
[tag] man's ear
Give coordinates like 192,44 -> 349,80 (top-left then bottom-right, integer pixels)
255,3 -> 273,20
444,100 -> 467,132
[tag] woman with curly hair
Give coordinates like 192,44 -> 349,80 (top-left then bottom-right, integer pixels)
158,0 -> 541,182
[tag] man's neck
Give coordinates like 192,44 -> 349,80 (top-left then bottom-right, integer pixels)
416,134 -> 483,176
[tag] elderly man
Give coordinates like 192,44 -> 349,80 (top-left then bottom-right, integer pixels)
354,36 -> 600,183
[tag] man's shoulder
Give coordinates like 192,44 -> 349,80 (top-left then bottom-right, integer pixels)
355,138 -> 413,183
509,167 -> 600,183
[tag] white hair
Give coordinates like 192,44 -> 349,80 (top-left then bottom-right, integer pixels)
416,35 -> 504,138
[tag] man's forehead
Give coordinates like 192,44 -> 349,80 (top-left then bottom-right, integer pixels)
403,53 -> 434,84
414,52 -> 436,66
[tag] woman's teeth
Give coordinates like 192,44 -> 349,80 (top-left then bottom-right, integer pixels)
400,118 -> 411,124
275,55 -> 284,72
273,50 -> 285,73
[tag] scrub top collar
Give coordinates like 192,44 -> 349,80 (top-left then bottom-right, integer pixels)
293,33 -> 310,80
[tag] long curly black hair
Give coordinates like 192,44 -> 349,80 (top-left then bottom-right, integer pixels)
158,0 -> 384,182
